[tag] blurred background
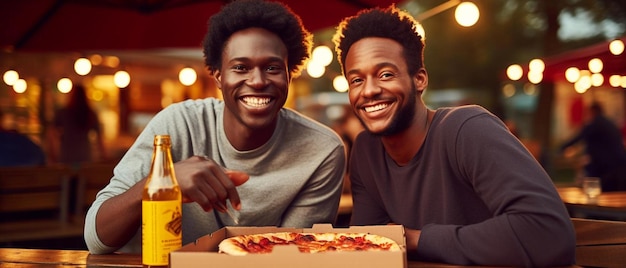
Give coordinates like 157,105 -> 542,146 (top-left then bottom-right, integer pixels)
1,0 -> 625,184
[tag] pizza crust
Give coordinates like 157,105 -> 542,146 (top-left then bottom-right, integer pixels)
218,232 -> 401,255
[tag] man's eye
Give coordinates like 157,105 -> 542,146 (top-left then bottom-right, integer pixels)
350,78 -> 363,84
381,72 -> 394,79
266,65 -> 282,73
232,65 -> 247,71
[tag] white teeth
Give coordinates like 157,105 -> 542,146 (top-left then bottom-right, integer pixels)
241,96 -> 271,107
364,103 -> 388,112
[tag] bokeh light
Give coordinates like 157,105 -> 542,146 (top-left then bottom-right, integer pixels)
506,64 -> 523,81
455,2 -> 480,27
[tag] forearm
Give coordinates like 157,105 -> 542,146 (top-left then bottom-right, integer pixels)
95,178 -> 145,248
416,213 -> 575,267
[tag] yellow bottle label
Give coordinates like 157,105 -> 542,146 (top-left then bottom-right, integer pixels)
142,200 -> 182,266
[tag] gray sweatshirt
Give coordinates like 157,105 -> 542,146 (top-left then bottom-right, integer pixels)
85,98 -> 345,254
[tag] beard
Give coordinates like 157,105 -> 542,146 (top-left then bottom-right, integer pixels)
363,83 -> 417,137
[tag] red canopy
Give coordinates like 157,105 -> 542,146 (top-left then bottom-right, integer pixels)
0,0 -> 401,52
542,36 -> 626,82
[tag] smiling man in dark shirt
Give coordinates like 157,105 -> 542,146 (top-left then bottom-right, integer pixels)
333,5 -> 576,267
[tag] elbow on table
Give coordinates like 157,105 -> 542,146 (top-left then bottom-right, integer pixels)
84,222 -> 122,255
528,229 -> 576,267
84,231 -> 117,255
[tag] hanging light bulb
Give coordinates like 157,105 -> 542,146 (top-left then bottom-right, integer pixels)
528,59 -> 545,73
591,73 -> 604,87
609,39 -> 624,55
3,69 -> 19,86
179,67 -> 197,86
506,64 -> 523,81
455,1 -> 480,27
565,67 -> 580,83
588,58 -> 603,73
13,79 -> 27,93
114,70 -> 131,88
306,61 -> 325,78
57,78 -> 73,93
333,75 -> 349,92
609,75 -> 621,87
74,57 -> 92,76
527,70 -> 543,84
312,46 -> 333,67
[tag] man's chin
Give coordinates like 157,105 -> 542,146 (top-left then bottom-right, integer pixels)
364,125 -> 389,137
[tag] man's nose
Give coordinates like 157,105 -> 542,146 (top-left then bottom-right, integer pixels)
246,68 -> 268,89
361,78 -> 382,97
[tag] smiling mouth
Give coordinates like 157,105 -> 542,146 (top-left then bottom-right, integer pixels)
363,103 -> 389,113
241,96 -> 272,107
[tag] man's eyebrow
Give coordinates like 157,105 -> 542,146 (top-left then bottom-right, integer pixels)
228,56 -> 286,63
346,68 -> 361,76
346,62 -> 398,76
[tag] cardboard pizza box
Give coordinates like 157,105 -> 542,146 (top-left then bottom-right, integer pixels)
170,224 -> 407,268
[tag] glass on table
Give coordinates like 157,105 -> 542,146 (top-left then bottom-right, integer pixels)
582,177 -> 602,202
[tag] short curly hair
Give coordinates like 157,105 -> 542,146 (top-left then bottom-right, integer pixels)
332,5 -> 425,76
202,0 -> 312,78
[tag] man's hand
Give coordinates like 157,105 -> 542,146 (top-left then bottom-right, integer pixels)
174,156 -> 249,212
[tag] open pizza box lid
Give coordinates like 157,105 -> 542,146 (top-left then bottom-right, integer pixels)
170,224 -> 407,268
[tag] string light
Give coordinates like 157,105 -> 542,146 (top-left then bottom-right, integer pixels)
506,64 -> 523,81
3,70 -> 19,86
57,78 -> 73,93
114,70 -> 131,88
74,57 -> 92,76
178,67 -> 197,86
455,1 -> 480,27
609,39 -> 624,55
333,75 -> 349,92
565,67 -> 580,83
13,79 -> 27,93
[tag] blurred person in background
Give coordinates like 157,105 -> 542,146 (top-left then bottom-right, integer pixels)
560,102 -> 626,191
84,0 -> 345,255
48,84 -> 107,166
0,111 -> 46,167
333,5 -> 575,267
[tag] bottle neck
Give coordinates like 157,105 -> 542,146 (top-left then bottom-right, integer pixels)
151,145 -> 171,178
145,144 -> 177,196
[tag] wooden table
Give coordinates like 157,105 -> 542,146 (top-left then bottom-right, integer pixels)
0,248 -> 518,268
557,186 -> 626,220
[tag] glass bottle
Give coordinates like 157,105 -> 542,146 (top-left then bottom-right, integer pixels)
142,135 -> 182,267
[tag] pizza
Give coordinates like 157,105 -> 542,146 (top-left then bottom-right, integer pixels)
218,232 -> 401,255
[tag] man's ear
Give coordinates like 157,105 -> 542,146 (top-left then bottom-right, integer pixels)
213,70 -> 222,89
413,68 -> 428,93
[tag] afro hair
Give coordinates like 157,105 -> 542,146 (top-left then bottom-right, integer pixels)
202,0 -> 312,78
333,5 -> 425,76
